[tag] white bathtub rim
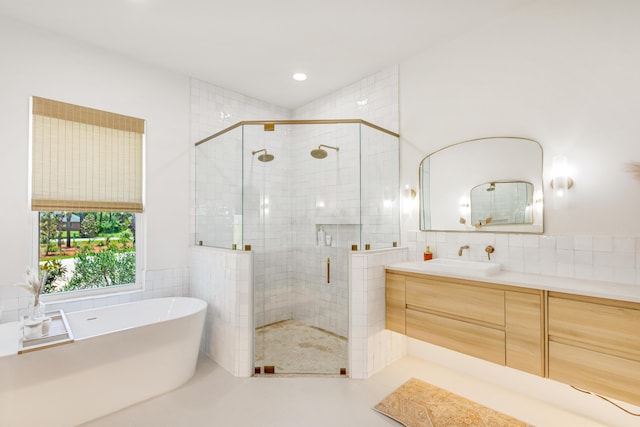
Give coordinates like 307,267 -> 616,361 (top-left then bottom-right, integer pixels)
66,296 -> 206,341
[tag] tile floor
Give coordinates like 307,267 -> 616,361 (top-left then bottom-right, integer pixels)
254,319 -> 347,375
82,354 -> 613,427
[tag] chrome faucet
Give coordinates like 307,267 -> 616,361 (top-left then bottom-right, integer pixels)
458,245 -> 469,256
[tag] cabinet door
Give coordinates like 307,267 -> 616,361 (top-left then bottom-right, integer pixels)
406,309 -> 505,365
385,273 -> 406,334
548,294 -> 640,406
505,291 -> 544,376
549,341 -> 640,406
406,277 -> 504,326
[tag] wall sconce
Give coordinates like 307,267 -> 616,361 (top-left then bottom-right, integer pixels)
402,185 -> 417,214
550,155 -> 573,208
403,185 -> 416,199
459,195 -> 470,224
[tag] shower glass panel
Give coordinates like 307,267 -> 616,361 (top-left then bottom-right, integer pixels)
360,125 -> 400,249
194,120 -> 399,376
194,126 -> 243,248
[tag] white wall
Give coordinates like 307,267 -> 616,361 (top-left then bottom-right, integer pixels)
399,0 -> 640,236
0,17 -> 191,319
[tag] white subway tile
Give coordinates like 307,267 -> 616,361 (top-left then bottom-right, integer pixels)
574,264 -> 594,280
574,250 -> 593,266
573,235 -> 593,251
523,235 -> 539,248
594,266 -> 615,282
557,263 -> 574,278
556,249 -> 574,264
593,236 -> 614,252
539,235 -> 556,248
509,234 -> 524,247
556,236 -> 574,250
594,251 -> 616,267
614,237 -> 635,253
614,252 -> 635,269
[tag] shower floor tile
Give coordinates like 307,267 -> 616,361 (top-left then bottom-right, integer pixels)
255,319 -> 347,375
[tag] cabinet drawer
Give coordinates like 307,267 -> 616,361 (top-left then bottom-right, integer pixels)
406,309 -> 505,365
385,273 -> 406,334
549,341 -> 640,406
406,277 -> 504,326
548,296 -> 640,359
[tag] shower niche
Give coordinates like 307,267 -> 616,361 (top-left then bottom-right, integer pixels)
194,120 -> 399,376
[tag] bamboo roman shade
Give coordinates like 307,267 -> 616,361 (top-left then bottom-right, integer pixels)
31,96 -> 144,213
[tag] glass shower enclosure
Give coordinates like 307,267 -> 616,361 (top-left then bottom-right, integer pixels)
195,120 -> 399,376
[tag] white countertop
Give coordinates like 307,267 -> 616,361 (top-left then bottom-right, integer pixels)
385,260 -> 640,303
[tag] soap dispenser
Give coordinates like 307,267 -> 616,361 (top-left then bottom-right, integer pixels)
423,246 -> 433,261
317,227 -> 326,247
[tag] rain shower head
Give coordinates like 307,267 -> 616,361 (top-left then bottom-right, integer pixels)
252,149 -> 274,162
310,144 -> 339,159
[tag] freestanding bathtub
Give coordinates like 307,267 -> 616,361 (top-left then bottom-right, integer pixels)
0,297 -> 206,427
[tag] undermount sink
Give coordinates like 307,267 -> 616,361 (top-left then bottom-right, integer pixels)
389,259 -> 501,277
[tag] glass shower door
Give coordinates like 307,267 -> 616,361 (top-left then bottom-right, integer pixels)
252,122 -> 353,376
291,123 -> 351,375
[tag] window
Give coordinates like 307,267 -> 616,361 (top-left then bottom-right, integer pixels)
31,97 -> 144,295
39,211 -> 136,293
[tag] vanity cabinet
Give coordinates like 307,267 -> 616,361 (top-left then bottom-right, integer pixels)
385,271 -> 545,376
385,269 -> 640,405
547,292 -> 640,406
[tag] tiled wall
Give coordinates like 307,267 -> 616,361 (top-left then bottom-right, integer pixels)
189,246 -> 253,377
294,65 -> 399,133
406,231 -> 640,285
0,268 -> 188,323
190,79 -> 291,143
350,248 -> 407,379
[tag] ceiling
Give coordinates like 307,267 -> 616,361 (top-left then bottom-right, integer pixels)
0,0 -> 533,109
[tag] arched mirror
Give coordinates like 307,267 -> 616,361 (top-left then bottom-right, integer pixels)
419,137 -> 543,233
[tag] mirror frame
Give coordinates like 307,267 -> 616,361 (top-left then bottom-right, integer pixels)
419,136 -> 544,233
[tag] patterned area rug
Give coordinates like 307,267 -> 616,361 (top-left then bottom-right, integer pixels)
374,378 -> 533,427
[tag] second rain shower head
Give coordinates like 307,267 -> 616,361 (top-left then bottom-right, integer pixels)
252,148 -> 274,162
310,144 -> 339,159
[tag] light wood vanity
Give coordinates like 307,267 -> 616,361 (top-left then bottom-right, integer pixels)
385,267 -> 640,406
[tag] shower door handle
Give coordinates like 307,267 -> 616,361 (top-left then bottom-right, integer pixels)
327,258 -> 330,284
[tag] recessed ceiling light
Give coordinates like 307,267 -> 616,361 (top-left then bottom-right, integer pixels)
292,73 -> 307,81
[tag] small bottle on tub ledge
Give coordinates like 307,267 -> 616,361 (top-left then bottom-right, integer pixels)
423,246 -> 433,261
